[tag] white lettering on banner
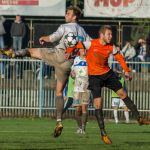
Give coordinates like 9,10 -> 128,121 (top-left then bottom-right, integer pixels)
0,0 -> 38,5
84,0 -> 144,18
0,0 -> 65,16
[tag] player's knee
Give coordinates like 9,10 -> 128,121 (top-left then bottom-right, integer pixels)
94,98 -> 103,109
29,48 -> 42,59
117,90 -> 127,99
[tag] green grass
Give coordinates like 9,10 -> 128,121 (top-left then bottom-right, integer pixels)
0,118 -> 149,150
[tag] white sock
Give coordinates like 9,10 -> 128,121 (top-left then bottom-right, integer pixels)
124,111 -> 129,123
113,109 -> 119,123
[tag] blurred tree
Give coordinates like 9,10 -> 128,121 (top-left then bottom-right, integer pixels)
66,0 -> 83,6
131,18 -> 150,45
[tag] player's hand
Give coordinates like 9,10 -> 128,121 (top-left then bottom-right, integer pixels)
39,36 -> 50,45
124,72 -> 132,81
39,37 -> 45,45
70,70 -> 75,78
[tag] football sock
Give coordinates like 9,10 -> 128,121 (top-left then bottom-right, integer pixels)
95,109 -> 105,135
82,112 -> 87,131
124,111 -> 129,123
122,96 -> 140,119
62,97 -> 73,114
113,109 -> 119,123
15,49 -> 31,57
56,96 -> 64,122
75,111 -> 82,129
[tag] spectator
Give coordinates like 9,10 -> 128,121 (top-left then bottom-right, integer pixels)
111,72 -> 129,124
122,41 -> 136,61
10,15 -> 26,51
10,15 -> 26,78
134,38 -> 146,62
0,16 -> 6,78
133,38 -> 147,72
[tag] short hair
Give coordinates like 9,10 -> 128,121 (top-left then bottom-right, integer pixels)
99,25 -> 112,34
66,6 -> 82,21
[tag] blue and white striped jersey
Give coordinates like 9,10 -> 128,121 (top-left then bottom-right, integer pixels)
71,56 -> 88,92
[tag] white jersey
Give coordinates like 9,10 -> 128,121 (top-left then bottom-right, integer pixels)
49,22 -> 91,50
71,56 -> 88,92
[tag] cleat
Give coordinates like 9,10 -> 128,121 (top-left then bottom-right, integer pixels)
138,117 -> 150,125
81,130 -> 86,134
101,135 -> 112,145
53,122 -> 63,138
76,128 -> 82,134
0,49 -> 15,58
101,129 -> 112,144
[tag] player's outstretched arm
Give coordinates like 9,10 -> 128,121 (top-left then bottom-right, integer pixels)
114,52 -> 130,73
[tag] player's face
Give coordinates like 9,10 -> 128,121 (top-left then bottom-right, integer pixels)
65,10 -> 76,23
101,29 -> 112,44
79,49 -> 86,56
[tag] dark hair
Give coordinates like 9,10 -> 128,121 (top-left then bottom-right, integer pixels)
99,25 -> 112,34
66,6 -> 82,21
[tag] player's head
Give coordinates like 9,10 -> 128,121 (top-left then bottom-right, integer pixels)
99,25 -> 112,44
65,6 -> 82,23
78,48 -> 86,57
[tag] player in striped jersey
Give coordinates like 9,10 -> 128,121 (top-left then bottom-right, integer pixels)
71,48 -> 90,134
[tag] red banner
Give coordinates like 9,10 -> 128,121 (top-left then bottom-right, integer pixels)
0,0 -> 39,5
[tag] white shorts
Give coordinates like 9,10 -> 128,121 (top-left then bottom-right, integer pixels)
73,91 -> 90,107
112,98 -> 126,108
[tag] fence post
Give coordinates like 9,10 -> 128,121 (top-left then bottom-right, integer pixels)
39,61 -> 43,117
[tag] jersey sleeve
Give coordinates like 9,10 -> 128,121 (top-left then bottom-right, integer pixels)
49,25 -> 64,42
114,52 -> 130,72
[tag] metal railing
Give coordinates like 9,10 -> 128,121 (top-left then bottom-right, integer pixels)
0,58 -> 150,118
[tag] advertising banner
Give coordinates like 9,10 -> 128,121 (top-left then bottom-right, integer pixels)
0,0 -> 66,16
84,0 -> 149,18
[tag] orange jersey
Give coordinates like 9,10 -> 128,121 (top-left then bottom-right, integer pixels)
86,39 -> 130,75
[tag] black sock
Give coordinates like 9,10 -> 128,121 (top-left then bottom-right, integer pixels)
95,109 -> 106,136
15,49 -> 31,57
122,96 -> 140,119
62,97 -> 73,115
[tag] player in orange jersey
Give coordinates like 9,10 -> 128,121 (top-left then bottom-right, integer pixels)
65,25 -> 150,145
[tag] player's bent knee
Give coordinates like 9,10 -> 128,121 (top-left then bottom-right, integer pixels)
29,48 -> 42,59
116,90 -> 127,99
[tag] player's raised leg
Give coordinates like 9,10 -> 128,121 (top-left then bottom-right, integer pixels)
116,88 -> 150,125
0,48 -> 43,59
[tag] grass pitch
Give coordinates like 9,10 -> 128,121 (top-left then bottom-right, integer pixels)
0,118 -> 149,150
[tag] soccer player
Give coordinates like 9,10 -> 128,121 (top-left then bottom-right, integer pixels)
65,25 -> 150,144
111,72 -> 129,124
71,48 -> 90,134
0,6 -> 91,138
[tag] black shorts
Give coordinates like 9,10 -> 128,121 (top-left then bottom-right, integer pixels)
88,69 -> 122,99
